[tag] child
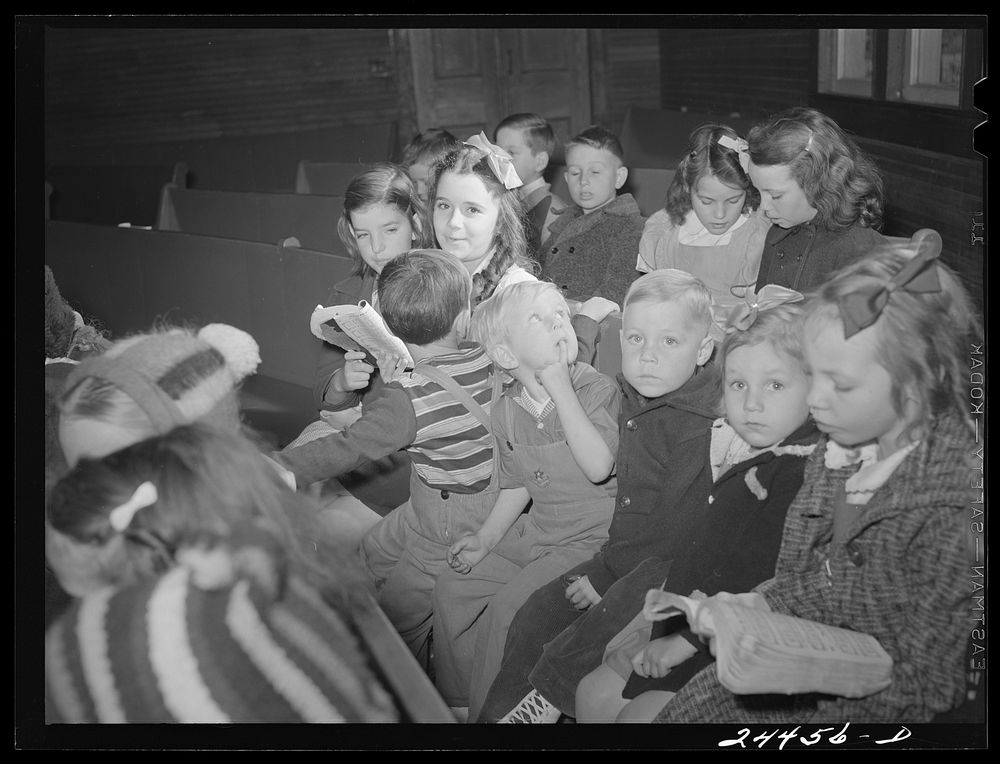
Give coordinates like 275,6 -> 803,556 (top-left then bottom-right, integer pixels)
493,113 -> 569,259
290,163 -> 433,522
430,134 -> 539,304
540,125 -> 646,307
747,106 -> 888,292
45,422 -> 399,723
276,248 -> 530,669
574,300 -> 820,723
475,269 -> 721,723
48,321 -> 263,599
654,234 -> 979,723
431,280 -> 621,713
636,124 -> 771,313
400,127 -> 461,205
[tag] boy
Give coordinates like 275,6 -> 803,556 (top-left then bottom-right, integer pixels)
540,125 -> 646,307
276,248 -> 527,669
493,113 -> 568,259
430,280 -> 621,713
474,269 -> 721,722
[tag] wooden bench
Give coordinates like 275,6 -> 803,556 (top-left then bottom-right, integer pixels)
156,184 -> 344,253
46,162 -> 189,227
620,105 -> 755,171
45,221 -> 356,447
295,160 -> 370,195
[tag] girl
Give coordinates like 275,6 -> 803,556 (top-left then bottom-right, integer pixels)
400,127 -> 461,206
654,233 -> 980,723
747,106 -> 887,292
636,124 -> 771,314
428,133 -> 539,305
48,321 -> 263,598
292,163 -> 433,524
573,299 -> 819,723
45,422 -> 399,723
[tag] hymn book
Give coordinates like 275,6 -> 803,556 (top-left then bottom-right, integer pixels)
309,301 -> 414,369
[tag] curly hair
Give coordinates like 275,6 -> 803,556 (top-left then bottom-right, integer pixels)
335,162 -> 431,277
803,243 -> 982,446
748,107 -> 884,231
428,144 -> 537,304
664,123 -> 760,227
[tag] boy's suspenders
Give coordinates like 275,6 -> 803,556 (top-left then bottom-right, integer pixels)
412,360 -> 497,433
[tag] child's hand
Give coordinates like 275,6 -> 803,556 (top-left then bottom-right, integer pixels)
333,350 -> 375,392
565,574 -> 601,610
630,634 -> 699,679
536,339 -> 574,396
373,350 -> 409,383
447,533 -> 490,574
575,296 -> 620,324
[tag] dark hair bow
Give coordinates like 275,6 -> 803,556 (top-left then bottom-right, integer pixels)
837,229 -> 943,338
723,284 -> 804,334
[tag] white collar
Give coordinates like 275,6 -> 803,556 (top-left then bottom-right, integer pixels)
677,209 -> 750,246
520,176 -> 547,196
825,439 -> 920,505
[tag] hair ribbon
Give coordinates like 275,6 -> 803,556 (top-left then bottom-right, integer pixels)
717,135 -> 751,173
109,481 -> 158,532
463,132 -> 523,190
837,230 -> 943,338
724,284 -> 804,334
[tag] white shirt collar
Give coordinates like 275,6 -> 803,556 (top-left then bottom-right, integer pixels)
677,209 -> 750,246
520,176 -> 547,196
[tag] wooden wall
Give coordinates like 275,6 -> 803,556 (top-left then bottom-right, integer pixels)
45,27 -> 401,163
657,27 -> 984,305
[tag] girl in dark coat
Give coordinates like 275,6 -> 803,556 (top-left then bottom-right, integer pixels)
747,107 -> 887,292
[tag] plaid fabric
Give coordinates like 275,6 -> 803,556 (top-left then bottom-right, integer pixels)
656,411 -> 976,723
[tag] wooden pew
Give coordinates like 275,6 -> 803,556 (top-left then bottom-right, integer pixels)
44,221 -> 356,446
155,184 -> 344,253
295,160 -> 369,195
620,105 -> 755,171
46,162 -> 189,227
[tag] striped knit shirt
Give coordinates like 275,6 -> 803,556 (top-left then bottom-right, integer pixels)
398,344 -> 495,494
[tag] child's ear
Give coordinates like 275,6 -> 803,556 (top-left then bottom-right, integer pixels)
614,165 -> 629,191
533,150 -> 549,174
696,334 -> 715,367
491,343 -> 519,371
454,306 -> 472,339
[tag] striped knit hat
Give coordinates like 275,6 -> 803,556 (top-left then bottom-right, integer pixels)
45,565 -> 398,723
62,324 -> 261,434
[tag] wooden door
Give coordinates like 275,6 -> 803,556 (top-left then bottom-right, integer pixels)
407,28 -> 591,153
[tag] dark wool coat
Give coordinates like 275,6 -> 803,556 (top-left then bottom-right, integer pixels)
755,220 -> 888,292
540,192 -> 646,307
309,269 -> 411,515
656,411 -> 976,723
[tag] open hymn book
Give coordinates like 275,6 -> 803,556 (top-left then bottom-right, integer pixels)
309,301 -> 414,369
644,590 -> 893,698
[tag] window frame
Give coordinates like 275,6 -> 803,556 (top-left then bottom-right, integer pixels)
809,26 -> 984,159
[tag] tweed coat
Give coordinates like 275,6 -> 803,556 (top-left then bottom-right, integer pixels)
540,192 -> 646,307
655,410 -> 976,723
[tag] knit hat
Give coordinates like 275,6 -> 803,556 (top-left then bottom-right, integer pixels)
63,324 -> 261,434
44,562 -> 399,723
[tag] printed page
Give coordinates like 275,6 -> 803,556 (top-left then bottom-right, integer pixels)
310,301 -> 414,367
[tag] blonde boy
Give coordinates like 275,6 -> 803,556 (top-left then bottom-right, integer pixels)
431,279 -> 621,715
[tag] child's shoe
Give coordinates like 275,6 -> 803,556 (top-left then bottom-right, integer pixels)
498,689 -> 561,723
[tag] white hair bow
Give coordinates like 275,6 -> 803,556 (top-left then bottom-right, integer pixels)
464,132 -> 523,190
717,135 -> 751,174
109,481 -> 158,532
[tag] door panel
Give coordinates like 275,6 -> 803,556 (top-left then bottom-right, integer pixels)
409,28 -> 590,150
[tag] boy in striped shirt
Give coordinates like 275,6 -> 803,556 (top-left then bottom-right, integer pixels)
278,249 -> 529,670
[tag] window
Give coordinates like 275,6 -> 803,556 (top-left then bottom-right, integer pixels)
811,25 -> 983,158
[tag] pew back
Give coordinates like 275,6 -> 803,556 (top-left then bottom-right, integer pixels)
295,160 -> 370,195
156,185 -> 344,252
